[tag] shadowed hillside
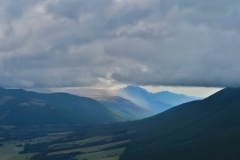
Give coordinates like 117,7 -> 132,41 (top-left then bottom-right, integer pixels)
0,88 -> 125,125
120,87 -> 240,160
92,95 -> 152,120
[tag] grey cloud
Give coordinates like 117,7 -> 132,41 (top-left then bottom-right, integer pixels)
46,0 -> 113,19
1,0 -> 240,89
1,0 -> 39,20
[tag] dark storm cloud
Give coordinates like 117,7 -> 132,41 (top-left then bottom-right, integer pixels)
0,0 -> 240,88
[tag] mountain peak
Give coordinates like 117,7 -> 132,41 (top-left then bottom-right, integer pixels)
122,85 -> 149,92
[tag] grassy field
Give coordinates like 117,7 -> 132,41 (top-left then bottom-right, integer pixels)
48,140 -> 131,155
75,147 -> 126,160
29,135 -> 63,144
0,125 -> 135,160
77,136 -> 114,143
27,132 -> 71,145
8,153 -> 35,160
48,132 -> 73,136
0,140 -> 34,160
48,136 -> 114,149
0,132 -> 69,160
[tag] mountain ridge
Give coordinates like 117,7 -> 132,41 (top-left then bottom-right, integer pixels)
0,87 -> 127,125
117,85 -> 201,114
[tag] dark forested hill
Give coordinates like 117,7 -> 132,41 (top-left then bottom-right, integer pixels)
0,88 -> 124,125
120,87 -> 240,160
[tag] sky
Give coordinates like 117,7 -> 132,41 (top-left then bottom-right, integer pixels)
0,0 -> 239,97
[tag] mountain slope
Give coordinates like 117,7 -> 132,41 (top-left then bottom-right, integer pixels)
92,96 -> 151,120
120,87 -> 240,160
0,88 -> 124,125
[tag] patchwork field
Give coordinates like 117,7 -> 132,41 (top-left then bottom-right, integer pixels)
8,153 -> 35,160
29,132 -> 71,144
0,131 -> 71,160
48,136 -> 114,149
76,147 -> 126,160
0,124 -> 136,160
48,139 -> 131,155
0,141 -> 34,160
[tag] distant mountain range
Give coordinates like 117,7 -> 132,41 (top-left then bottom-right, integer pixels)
78,85 -> 201,119
0,88 -> 128,125
0,86 -> 202,126
117,85 -> 201,115
119,87 -> 240,160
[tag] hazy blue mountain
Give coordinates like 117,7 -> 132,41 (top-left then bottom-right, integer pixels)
92,96 -> 152,120
118,86 -> 201,114
0,87 -> 128,125
120,87 -> 240,160
148,100 -> 172,113
119,86 -> 153,103
152,90 -> 201,106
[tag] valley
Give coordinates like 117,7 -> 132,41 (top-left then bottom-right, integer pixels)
1,87 -> 240,160
0,124 -> 135,160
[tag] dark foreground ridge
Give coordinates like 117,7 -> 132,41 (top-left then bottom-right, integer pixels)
120,87 -> 240,160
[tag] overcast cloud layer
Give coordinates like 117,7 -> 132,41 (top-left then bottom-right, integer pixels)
1,0 -> 240,88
